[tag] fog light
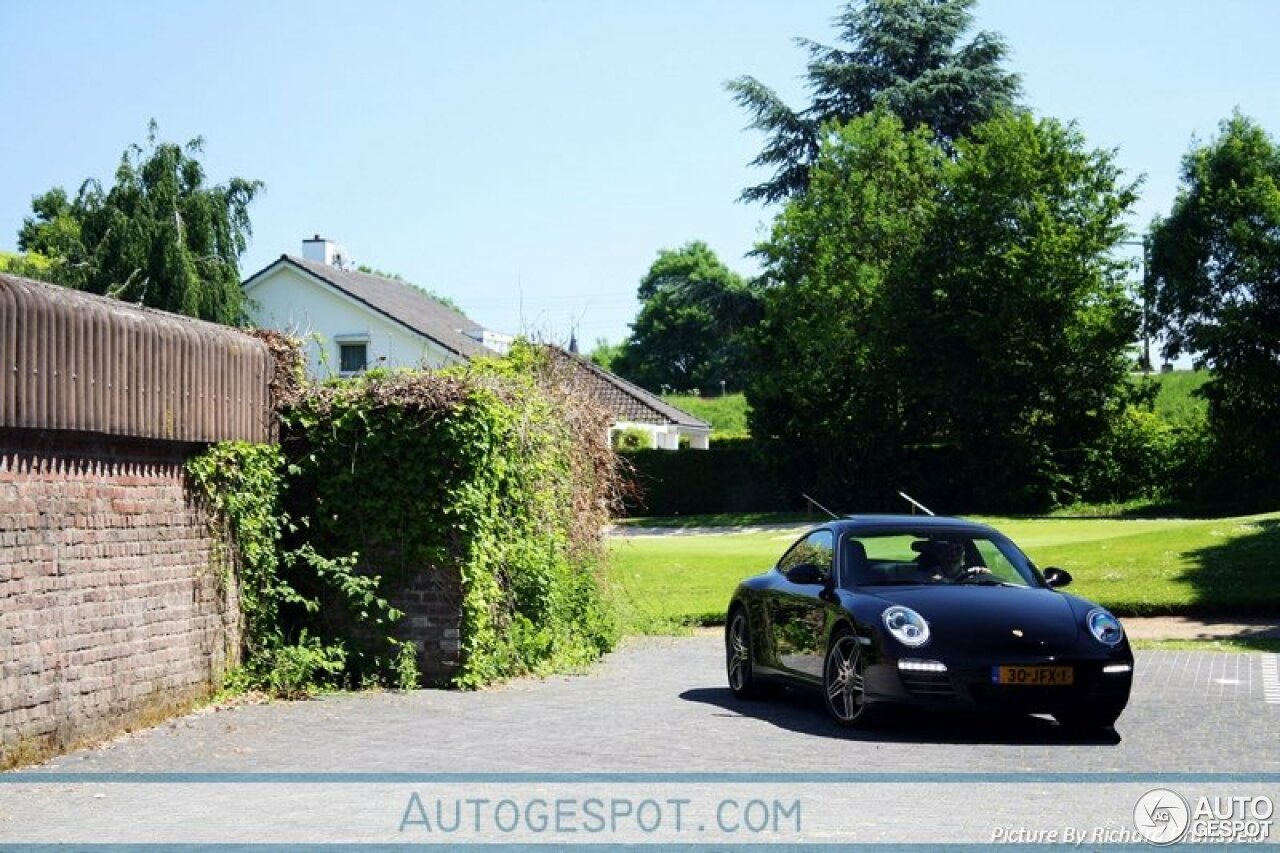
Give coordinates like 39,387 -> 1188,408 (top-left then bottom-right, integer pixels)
1102,663 -> 1132,674
898,659 -> 948,673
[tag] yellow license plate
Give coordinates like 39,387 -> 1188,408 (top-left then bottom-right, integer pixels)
995,666 -> 1074,685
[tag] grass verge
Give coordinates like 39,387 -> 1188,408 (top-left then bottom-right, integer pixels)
608,512 -> 1280,633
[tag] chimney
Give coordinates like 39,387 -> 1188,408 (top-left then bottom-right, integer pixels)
302,235 -> 348,269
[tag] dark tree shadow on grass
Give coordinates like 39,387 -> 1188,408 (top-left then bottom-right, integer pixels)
1177,517 -> 1280,618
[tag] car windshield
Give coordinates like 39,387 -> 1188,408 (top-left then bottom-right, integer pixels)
844,530 -> 1038,588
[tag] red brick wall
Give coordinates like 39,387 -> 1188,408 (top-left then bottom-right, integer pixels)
0,428 -> 240,766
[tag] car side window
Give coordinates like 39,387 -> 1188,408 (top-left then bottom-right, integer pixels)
778,530 -> 835,579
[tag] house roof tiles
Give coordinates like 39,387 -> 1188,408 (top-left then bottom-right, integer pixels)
246,255 -> 487,358
547,346 -> 710,429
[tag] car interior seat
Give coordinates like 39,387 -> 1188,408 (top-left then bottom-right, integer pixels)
842,538 -> 869,586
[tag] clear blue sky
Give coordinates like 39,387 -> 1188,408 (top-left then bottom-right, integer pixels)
2,1 -> 1277,352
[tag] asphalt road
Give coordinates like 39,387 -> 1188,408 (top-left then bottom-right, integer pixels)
3,637 -> 1278,845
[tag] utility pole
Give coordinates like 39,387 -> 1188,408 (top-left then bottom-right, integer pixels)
1142,235 -> 1154,373
1119,238 -> 1152,373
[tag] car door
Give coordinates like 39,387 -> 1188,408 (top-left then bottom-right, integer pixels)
766,529 -> 835,682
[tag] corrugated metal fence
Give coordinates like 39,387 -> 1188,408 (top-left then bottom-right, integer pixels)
0,273 -> 272,443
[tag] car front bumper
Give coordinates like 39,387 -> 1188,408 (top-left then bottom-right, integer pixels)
865,650 -> 1134,713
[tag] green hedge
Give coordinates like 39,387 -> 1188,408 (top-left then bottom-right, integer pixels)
621,441 -> 791,516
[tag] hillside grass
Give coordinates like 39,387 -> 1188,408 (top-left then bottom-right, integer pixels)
607,512 -> 1280,632
1140,369 -> 1209,425
662,392 -> 750,439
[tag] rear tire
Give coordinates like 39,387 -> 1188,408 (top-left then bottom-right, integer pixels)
726,608 -> 763,699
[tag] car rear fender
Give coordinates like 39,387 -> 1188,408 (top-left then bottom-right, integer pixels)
726,598 -> 750,640
728,595 -> 770,665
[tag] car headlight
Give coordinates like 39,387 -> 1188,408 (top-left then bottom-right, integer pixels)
882,606 -> 931,647
1086,608 -> 1124,646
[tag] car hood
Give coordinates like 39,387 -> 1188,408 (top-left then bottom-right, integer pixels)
870,585 -> 1081,646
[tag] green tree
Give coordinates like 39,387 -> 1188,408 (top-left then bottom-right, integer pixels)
900,112 -> 1139,508
748,114 -> 942,503
18,121 -> 262,325
728,0 -> 1021,204
1148,112 -> 1280,497
588,337 -> 625,372
0,250 -> 54,278
750,111 -> 1139,510
613,242 -> 761,393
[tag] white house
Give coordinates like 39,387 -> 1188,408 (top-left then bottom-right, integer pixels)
242,237 -> 709,448
242,236 -> 512,378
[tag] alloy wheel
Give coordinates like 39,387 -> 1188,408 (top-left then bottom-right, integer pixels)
824,632 -> 867,725
727,612 -> 751,693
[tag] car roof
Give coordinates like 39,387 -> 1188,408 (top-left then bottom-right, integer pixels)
825,514 -> 1002,536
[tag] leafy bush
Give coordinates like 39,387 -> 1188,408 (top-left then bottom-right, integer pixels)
188,340 -> 619,694
281,344 -> 621,688
262,632 -> 349,700
612,427 -> 652,451
187,442 -> 410,697
1077,408 -> 1181,502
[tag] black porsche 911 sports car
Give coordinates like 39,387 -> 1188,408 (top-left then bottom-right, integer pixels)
725,515 -> 1134,731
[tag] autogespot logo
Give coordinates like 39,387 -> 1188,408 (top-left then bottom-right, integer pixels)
1134,788 -> 1190,845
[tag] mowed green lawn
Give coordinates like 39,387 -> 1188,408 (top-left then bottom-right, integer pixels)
607,512 -> 1280,632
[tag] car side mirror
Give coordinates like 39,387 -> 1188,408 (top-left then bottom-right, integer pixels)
785,563 -> 826,585
1043,567 -> 1073,588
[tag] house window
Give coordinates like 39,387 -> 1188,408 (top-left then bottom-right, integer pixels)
339,341 -> 368,374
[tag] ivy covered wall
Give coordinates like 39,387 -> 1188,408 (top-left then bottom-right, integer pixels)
192,342 -> 622,692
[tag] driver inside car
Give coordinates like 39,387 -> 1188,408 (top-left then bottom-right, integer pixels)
918,539 -> 991,582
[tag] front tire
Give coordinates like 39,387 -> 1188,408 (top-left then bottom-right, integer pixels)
726,608 -> 763,699
823,628 -> 876,727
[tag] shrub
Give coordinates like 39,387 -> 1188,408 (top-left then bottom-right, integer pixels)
191,341 -> 621,694
1077,407 -> 1181,502
187,442 -> 409,696
281,344 -> 622,687
612,427 -> 652,451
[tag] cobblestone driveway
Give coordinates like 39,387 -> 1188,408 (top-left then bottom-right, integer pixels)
12,637 -> 1279,773
2,638 -> 1277,845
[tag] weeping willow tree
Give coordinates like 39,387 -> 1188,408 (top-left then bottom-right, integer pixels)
18,121 -> 263,325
